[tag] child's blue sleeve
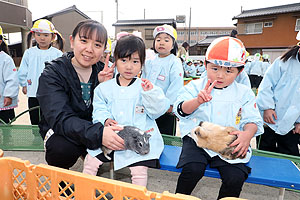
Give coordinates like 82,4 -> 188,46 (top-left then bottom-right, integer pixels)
92,86 -> 113,125
256,58 -> 282,111
141,85 -> 170,119
3,57 -> 19,98
165,58 -> 184,104
18,50 -> 29,87
239,90 -> 264,136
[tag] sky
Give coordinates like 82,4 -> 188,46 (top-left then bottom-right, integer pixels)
12,0 -> 300,40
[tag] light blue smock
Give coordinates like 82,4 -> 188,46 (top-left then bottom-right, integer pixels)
174,77 -> 263,164
18,46 -> 62,97
256,56 -> 300,135
0,51 -> 19,110
261,61 -> 270,76
200,70 -> 251,88
244,61 -> 251,75
185,64 -> 197,77
249,60 -> 263,76
142,54 -> 184,105
88,78 -> 170,170
196,64 -> 206,75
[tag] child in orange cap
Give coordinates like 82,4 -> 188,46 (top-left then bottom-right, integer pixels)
173,36 -> 263,199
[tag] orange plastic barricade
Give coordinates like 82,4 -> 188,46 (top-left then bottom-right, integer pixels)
0,157 -> 200,200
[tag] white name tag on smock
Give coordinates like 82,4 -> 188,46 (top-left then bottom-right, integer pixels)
157,75 -> 165,81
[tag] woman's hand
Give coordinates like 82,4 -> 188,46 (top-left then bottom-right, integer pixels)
263,109 -> 277,124
141,79 -> 153,91
3,97 -> 12,107
98,54 -> 115,83
104,118 -> 118,126
102,126 -> 124,150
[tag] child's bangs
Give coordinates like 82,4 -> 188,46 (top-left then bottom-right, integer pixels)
78,24 -> 107,44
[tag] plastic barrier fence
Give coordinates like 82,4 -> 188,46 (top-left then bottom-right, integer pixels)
0,156 -> 201,200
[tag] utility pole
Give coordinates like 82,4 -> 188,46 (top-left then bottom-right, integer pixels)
116,0 -> 119,21
144,8 -> 145,19
188,7 -> 191,44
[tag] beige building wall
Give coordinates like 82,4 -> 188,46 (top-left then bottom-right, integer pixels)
115,25 -> 157,48
177,27 -> 234,45
51,12 -> 90,52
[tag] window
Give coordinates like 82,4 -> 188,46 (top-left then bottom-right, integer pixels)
264,21 -> 273,27
145,28 -> 154,40
296,19 -> 300,31
120,29 -> 134,32
245,22 -> 263,34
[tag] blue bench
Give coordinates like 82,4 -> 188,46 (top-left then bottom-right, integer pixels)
159,145 -> 300,200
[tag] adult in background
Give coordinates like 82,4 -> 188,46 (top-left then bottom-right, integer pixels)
177,42 -> 190,61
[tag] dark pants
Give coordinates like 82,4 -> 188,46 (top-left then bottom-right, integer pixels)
28,97 -> 41,125
248,75 -> 262,88
256,126 -> 300,156
0,109 -> 15,124
176,162 -> 247,199
155,113 -> 177,136
45,134 -> 87,169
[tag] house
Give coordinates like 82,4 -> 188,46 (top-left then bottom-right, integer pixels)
36,5 -> 90,52
113,19 -> 176,48
177,27 -> 234,46
189,34 -> 228,56
233,2 -> 300,62
0,0 -> 32,66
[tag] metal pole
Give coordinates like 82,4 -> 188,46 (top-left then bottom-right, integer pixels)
188,7 -> 191,44
115,0 -> 118,21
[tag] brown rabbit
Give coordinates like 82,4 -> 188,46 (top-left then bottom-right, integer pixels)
190,121 -> 244,160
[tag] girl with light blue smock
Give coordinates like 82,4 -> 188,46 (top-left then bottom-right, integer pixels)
256,33 -> 300,156
18,19 -> 64,125
248,53 -> 263,88
83,35 -> 169,187
142,24 -> 184,136
174,37 -> 263,199
0,25 -> 19,123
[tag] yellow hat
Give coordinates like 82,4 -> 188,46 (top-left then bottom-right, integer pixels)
0,25 -> 7,45
105,38 -> 112,53
153,24 -> 177,40
31,19 -> 56,34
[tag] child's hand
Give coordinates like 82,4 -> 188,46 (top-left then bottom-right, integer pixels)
197,79 -> 217,104
3,97 -> 12,106
141,79 -> 153,91
105,118 -> 118,126
263,109 -> 277,124
102,126 -> 125,150
229,130 -> 252,158
3,97 -> 12,107
293,123 -> 300,134
22,86 -> 27,95
98,54 -> 115,83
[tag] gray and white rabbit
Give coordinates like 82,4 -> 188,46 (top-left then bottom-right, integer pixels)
102,126 -> 151,160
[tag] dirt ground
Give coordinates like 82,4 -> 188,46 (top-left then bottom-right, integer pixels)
14,90 -> 31,125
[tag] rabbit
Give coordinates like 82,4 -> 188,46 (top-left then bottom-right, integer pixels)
190,121 -> 244,160
102,126 -> 151,160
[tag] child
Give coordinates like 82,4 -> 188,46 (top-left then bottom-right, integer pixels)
173,36 -> 263,199
37,19 -> 121,170
248,53 -> 263,89
256,32 -> 300,156
18,19 -> 64,125
0,25 -> 19,123
83,35 -> 170,187
142,24 -> 184,136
